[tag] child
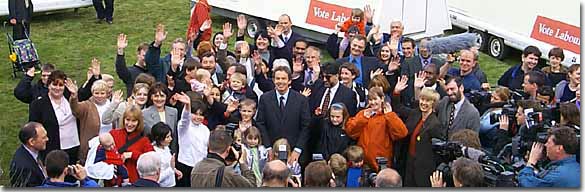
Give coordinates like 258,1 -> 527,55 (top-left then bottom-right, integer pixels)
222,72 -> 258,103
272,138 -> 301,178
317,103 -> 354,159
242,126 -> 268,187
190,69 -> 211,94
94,133 -> 130,186
210,85 -> 222,103
228,98 -> 256,131
337,8 -> 366,58
150,122 -> 182,187
175,93 -> 210,187
344,145 -> 364,187
329,153 -> 348,187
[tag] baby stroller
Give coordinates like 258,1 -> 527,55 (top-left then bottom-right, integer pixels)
4,21 -> 40,78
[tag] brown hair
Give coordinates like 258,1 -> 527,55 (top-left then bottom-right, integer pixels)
493,87 -> 511,102
304,161 -> 333,187
123,104 -> 145,133
344,145 -> 364,163
339,62 -> 360,79
47,70 -> 67,85
240,98 -> 257,109
329,154 -> 347,178
134,73 -> 156,87
452,157 -> 484,187
560,103 -> 580,126
548,47 -> 565,60
449,129 -> 482,149
137,43 -> 149,53
550,126 -> 579,154
368,75 -> 391,94
243,126 -> 262,146
351,8 -> 364,20
368,86 -> 385,101
197,41 -> 213,57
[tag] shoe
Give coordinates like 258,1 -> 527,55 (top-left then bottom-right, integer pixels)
106,20 -> 113,24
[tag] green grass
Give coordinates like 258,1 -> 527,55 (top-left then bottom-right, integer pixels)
0,0 -> 519,185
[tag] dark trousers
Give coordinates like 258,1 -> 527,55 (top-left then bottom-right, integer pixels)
175,161 -> 192,187
12,22 -> 30,40
92,0 -> 114,21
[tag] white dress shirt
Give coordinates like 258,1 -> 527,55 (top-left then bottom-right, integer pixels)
154,144 -> 176,187
177,106 -> 209,167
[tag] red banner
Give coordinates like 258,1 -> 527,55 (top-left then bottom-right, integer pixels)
305,0 -> 352,30
530,16 -> 580,54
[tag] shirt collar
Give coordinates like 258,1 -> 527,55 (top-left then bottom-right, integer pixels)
23,144 -> 39,161
454,97 -> 465,111
349,55 -> 362,63
276,89 -> 290,100
328,82 -> 340,93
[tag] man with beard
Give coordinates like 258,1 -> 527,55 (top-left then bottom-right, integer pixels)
256,66 -> 311,168
498,45 -> 543,91
436,77 -> 480,134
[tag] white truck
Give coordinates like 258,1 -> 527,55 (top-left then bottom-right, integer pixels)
208,0 -> 452,43
0,0 -> 93,17
447,0 -> 580,66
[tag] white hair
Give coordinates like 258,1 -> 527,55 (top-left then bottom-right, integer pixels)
272,59 -> 290,71
136,151 -> 161,177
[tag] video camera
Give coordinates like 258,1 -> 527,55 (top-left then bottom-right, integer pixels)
431,138 -> 515,187
362,157 -> 388,187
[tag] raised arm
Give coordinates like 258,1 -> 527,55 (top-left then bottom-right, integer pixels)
115,33 -> 132,85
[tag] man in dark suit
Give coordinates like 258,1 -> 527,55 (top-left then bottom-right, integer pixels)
335,35 -> 384,87
278,14 -> 303,55
401,38 -> 445,107
8,0 -> 33,40
308,62 -> 358,116
256,66 -> 311,165
10,122 -> 48,187
200,51 -> 226,87
421,64 -> 447,98
291,45 -> 319,92
436,77 -> 480,135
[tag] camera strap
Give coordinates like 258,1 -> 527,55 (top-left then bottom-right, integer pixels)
215,166 -> 225,187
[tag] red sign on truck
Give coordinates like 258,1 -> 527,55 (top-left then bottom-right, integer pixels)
530,16 -> 580,54
305,0 -> 352,30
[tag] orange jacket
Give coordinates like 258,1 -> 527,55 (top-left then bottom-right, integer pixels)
345,110 -> 408,171
340,20 -> 366,36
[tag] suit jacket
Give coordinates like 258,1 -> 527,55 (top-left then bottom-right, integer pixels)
281,31 -> 303,55
256,90 -> 311,150
10,145 -> 45,187
8,0 -> 33,23
436,97 -> 481,135
142,106 -> 178,153
308,81 -> 358,116
401,56 -> 445,106
335,56 -> 384,87
29,96 -> 78,158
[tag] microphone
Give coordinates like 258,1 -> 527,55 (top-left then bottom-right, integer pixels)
428,33 -> 478,54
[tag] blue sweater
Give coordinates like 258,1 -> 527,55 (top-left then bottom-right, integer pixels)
38,177 -> 99,188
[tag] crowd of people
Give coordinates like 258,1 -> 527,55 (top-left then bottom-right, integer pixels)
8,3 -> 581,188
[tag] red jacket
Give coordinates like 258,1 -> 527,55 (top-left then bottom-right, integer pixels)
345,110 -> 407,171
109,129 -> 154,183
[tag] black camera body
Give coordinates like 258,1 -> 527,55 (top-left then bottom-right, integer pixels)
361,157 -> 388,187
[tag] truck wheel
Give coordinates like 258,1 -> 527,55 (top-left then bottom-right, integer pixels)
488,36 -> 508,60
246,17 -> 265,39
470,29 -> 488,51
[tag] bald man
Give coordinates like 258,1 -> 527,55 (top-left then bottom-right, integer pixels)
375,168 -> 402,187
262,160 -> 290,187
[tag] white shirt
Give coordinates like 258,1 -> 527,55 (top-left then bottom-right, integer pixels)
177,106 -> 210,167
453,97 -> 466,119
153,144 -> 175,187
51,96 -> 80,149
319,82 -> 340,109
95,100 -> 113,134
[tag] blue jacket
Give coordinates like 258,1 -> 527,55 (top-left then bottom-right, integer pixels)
38,178 -> 99,188
518,155 -> 580,187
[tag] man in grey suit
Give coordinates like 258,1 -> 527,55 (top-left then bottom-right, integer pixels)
436,77 -> 480,136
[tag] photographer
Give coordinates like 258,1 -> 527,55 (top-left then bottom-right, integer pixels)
304,161 -> 335,187
190,129 -> 255,187
479,87 -> 511,148
493,100 -> 543,155
261,160 -> 290,187
39,150 -> 98,188
430,157 -> 484,187
518,127 -> 580,187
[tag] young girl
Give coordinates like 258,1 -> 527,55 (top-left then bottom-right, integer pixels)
150,122 -> 182,187
175,92 -> 210,187
317,103 -> 354,160
242,126 -> 268,187
345,87 -> 408,172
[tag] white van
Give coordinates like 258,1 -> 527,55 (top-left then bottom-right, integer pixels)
0,0 -> 93,17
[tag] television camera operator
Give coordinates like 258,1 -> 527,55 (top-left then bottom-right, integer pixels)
518,127 -> 580,187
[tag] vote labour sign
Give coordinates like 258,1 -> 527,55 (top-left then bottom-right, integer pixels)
530,15 -> 580,54
305,0 -> 352,30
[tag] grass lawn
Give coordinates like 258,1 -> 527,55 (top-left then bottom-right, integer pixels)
0,0 -> 519,185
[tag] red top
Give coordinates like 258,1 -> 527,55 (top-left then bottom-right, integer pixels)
340,20 -> 366,36
109,128 -> 154,183
103,146 -> 124,166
